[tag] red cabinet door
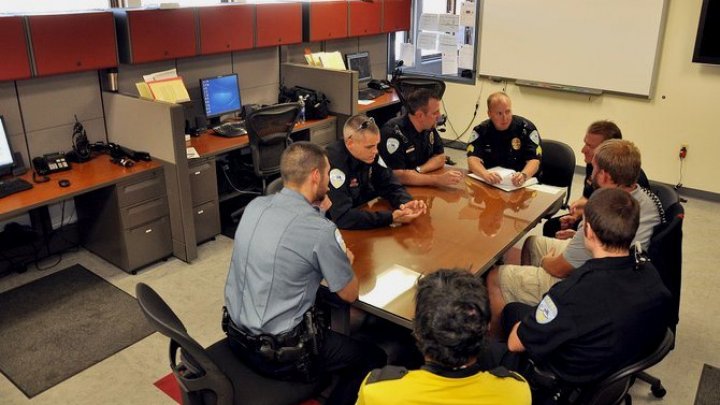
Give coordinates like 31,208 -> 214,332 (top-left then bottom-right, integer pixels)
28,12 -> 117,76
383,0 -> 411,32
0,17 -> 31,81
305,1 -> 348,42
198,4 -> 255,55
349,0 -> 382,37
126,9 -> 197,63
256,3 -> 302,47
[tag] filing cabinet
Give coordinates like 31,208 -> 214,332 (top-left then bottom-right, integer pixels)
77,167 -> 172,273
309,118 -> 338,147
189,157 -> 221,244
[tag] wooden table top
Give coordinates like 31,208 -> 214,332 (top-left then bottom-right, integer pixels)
0,157 -> 161,221
358,89 -> 400,113
341,176 -> 564,327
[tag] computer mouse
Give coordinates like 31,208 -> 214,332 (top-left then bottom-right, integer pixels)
59,179 -> 71,188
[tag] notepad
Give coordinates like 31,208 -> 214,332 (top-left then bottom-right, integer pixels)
147,77 -> 191,103
359,265 -> 421,308
468,167 -> 538,192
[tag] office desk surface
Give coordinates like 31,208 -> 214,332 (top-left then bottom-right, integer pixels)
358,90 -> 400,113
190,116 -> 336,158
341,176 -> 563,328
0,158 -> 161,222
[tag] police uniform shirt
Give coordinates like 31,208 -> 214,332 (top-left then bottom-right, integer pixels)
466,115 -> 542,173
357,365 -> 531,405
563,186 -> 662,268
517,256 -> 671,384
326,139 -> 412,230
379,115 -> 444,170
224,188 -> 354,336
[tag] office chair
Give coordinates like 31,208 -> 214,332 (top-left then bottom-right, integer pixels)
538,139 -> 576,215
264,177 -> 284,195
391,76 -> 447,111
632,181 -> 684,398
135,283 -> 321,405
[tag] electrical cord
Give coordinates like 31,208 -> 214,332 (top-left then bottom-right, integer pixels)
441,80 -> 485,146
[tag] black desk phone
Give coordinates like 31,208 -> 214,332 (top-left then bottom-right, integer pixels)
32,153 -> 71,176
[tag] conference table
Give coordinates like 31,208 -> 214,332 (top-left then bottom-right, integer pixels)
339,175 -> 564,329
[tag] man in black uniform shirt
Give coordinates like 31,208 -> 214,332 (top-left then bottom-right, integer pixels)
504,188 -> 671,393
379,88 -> 463,186
327,114 -> 427,230
542,120 -> 651,238
467,92 -> 541,186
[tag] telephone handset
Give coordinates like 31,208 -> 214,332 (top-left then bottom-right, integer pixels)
32,153 -> 71,176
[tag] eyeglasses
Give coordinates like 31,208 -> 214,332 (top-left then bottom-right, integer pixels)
356,116 -> 375,132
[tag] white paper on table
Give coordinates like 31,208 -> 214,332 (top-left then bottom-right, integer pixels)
438,14 -> 460,33
357,100 -> 374,105
442,52 -> 458,75
359,264 -> 421,308
143,68 -> 177,82
186,146 -> 200,159
459,44 -> 475,69
460,2 -> 476,27
418,13 -> 439,31
468,167 -> 539,191
418,32 -> 438,50
399,43 -> 416,67
527,183 -> 565,195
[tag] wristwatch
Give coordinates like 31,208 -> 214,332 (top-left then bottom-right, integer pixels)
415,166 -> 423,173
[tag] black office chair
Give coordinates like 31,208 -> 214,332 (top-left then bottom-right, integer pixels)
135,282 -> 322,405
633,181 -> 684,398
391,76 -> 446,112
538,139 -> 576,215
264,177 -> 284,195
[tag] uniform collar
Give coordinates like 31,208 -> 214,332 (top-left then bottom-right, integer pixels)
421,361 -> 483,378
583,255 -> 635,271
279,187 -> 312,206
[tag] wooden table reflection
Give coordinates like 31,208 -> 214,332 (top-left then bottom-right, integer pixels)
340,176 -> 564,328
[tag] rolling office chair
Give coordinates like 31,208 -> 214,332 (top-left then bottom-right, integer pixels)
632,181 -> 684,398
135,282 -> 322,405
529,329 -> 675,405
391,76 -> 447,106
538,139 -> 576,216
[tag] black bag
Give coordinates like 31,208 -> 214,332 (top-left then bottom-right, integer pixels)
279,86 -> 330,120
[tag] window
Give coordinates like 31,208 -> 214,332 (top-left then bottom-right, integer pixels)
0,0 -> 110,13
390,0 -> 479,84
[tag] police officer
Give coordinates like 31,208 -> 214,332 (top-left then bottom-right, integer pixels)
327,114 -> 427,230
504,188 -> 671,398
467,92 -> 542,186
223,142 -> 386,405
379,88 -> 463,186
357,269 -> 531,405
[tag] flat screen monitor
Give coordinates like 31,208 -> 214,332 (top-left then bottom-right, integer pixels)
694,0 -> 720,64
0,116 -> 16,177
346,51 -> 372,82
200,74 -> 242,122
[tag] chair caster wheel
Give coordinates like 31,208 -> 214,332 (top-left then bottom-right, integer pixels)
651,385 -> 666,398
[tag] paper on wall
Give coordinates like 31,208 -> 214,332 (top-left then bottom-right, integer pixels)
438,14 -> 460,33
438,33 -> 456,47
418,13 -> 439,31
442,52 -> 458,75
418,32 -> 438,50
459,44 -> 475,69
399,43 -> 416,67
439,43 -> 456,56
460,2 -> 475,27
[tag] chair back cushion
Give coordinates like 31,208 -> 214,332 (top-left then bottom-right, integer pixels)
246,103 -> 300,178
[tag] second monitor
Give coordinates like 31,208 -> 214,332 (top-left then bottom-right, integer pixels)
200,74 -> 246,137
345,51 -> 386,100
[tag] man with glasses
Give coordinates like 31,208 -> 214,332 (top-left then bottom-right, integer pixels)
467,92 -> 542,186
379,88 -> 463,186
326,114 -> 427,230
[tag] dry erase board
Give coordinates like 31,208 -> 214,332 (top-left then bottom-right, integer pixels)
478,0 -> 668,97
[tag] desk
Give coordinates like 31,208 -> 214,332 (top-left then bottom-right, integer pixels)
341,177 -> 564,329
358,89 -> 401,113
0,158 -> 170,273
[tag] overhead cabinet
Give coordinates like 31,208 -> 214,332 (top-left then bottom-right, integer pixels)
256,3 -> 302,47
0,16 -> 31,81
198,4 -> 255,55
303,1 -> 348,42
114,8 -> 197,64
348,0 -> 382,37
382,0 -> 411,32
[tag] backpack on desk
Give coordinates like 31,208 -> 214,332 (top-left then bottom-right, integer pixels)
279,86 -> 330,120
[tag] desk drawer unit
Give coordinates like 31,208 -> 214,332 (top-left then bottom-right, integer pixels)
310,120 -> 337,146
77,167 -> 172,273
189,157 -> 220,243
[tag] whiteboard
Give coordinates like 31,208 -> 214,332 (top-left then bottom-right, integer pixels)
478,0 -> 667,97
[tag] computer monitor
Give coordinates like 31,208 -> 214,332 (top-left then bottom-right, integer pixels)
199,74 -> 242,126
346,51 -> 373,82
0,116 -> 17,177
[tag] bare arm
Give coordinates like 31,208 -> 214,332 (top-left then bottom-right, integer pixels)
521,159 -> 541,178
508,321 -> 526,352
335,275 -> 359,303
541,251 -> 574,278
468,156 -> 502,183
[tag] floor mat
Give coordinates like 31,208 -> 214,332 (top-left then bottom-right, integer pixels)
694,363 -> 720,405
0,264 -> 154,397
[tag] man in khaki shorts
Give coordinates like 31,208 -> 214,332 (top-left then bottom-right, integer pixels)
485,139 -> 663,334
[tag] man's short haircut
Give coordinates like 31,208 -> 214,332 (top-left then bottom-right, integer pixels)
594,139 -> 641,187
584,188 -> 639,251
414,269 -> 490,368
487,91 -> 510,110
280,141 -> 328,185
406,88 -> 439,115
587,120 -> 623,140
343,114 -> 379,140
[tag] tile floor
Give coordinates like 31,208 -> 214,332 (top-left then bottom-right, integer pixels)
0,148 -> 718,404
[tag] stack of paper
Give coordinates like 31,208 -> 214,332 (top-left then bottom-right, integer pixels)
468,167 -> 539,192
135,68 -> 190,104
304,50 -> 346,70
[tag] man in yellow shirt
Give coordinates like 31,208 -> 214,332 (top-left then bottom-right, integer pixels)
356,269 -> 531,405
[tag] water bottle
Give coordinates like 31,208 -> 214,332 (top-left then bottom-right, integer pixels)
298,95 -> 306,123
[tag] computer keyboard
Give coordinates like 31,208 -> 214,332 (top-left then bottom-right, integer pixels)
212,122 -> 247,138
0,177 -> 33,199
358,88 -> 384,100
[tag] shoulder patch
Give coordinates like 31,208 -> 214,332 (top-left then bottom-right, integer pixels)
489,367 -> 526,382
386,137 -> 400,154
365,365 -> 408,385
468,130 -> 480,143
536,145 -> 543,156
467,144 -> 475,154
329,168 -> 346,189
529,129 -> 540,145
536,295 -> 558,324
377,155 -> 388,168
334,229 -> 347,253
